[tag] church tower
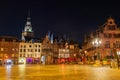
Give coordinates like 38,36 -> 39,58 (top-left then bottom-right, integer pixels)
21,12 -> 34,41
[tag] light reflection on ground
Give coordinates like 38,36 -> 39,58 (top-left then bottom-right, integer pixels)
0,64 -> 120,80
6,65 -> 12,80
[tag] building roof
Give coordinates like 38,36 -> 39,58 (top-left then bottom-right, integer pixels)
0,36 -> 18,42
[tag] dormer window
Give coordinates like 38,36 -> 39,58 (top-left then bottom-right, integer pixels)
108,25 -> 116,30
109,21 -> 112,24
107,17 -> 115,25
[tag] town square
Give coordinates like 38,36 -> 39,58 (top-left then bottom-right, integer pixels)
0,64 -> 120,80
0,0 -> 120,80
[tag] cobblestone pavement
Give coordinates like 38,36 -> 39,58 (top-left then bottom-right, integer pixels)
0,64 -> 120,80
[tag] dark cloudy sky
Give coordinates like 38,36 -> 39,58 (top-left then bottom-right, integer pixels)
0,0 -> 120,45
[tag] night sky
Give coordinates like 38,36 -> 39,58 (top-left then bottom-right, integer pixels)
0,0 -> 120,45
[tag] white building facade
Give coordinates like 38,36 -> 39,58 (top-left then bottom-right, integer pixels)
19,42 -> 42,64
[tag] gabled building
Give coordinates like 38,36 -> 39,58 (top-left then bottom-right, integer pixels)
82,17 -> 120,61
41,34 -> 53,64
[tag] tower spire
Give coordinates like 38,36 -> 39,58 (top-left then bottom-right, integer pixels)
24,11 -> 33,32
27,10 -> 31,22
21,11 -> 34,41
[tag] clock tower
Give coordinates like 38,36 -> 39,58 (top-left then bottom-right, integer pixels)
21,12 -> 34,41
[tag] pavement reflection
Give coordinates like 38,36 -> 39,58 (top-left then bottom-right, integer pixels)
6,65 -> 12,79
0,64 -> 120,80
18,64 -> 25,79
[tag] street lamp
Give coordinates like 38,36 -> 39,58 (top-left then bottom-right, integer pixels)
117,51 -> 120,68
92,37 -> 102,67
92,37 -> 102,60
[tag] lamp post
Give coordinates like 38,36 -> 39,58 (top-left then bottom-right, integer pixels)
92,37 -> 102,60
92,37 -> 102,66
117,51 -> 120,68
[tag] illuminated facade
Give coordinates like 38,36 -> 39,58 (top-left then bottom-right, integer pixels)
58,48 -> 70,63
56,41 -> 80,63
52,39 -> 59,63
19,12 -> 42,64
19,42 -> 42,64
41,34 -> 53,64
21,12 -> 34,41
82,17 -> 120,61
0,36 -> 19,64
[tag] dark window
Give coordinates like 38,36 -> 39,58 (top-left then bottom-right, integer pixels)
24,49 -> 26,52
105,41 -> 110,48
116,41 -> 120,48
113,43 -> 116,48
104,33 -> 112,38
109,21 -> 112,24
119,34 -> 120,38
35,49 -> 37,52
109,34 -> 112,38
20,54 -> 22,57
20,49 -> 22,52
38,49 -> 40,52
108,25 -> 116,30
29,45 -> 31,47
113,34 -> 120,38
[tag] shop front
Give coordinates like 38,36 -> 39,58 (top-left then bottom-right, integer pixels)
19,58 -> 26,64
34,58 -> 40,64
26,58 -> 33,64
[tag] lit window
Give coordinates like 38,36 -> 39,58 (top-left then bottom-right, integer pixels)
16,48 -> 18,51
1,48 -> 4,51
105,41 -> 110,48
12,54 -> 14,57
12,48 -> 15,51
38,49 -> 40,52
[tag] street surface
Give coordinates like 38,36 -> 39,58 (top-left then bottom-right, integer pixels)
0,64 -> 120,80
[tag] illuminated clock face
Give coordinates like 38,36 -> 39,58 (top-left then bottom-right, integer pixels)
25,26 -> 32,32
